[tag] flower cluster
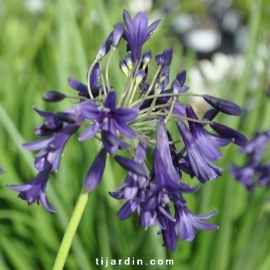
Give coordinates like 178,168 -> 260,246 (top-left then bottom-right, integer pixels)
0,167 -> 4,175
7,10 -> 247,251
230,130 -> 270,191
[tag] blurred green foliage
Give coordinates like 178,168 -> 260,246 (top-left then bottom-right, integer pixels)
1,0 -> 270,269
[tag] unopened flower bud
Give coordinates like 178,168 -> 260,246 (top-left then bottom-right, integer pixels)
43,91 -> 66,102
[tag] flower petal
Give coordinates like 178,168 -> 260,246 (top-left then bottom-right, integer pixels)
114,107 -> 139,122
104,91 -> 116,110
83,148 -> 107,192
68,77 -> 88,92
114,155 -> 148,177
79,122 -> 100,141
114,119 -> 137,138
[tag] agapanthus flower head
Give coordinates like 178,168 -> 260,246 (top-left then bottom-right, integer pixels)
8,9 -> 246,252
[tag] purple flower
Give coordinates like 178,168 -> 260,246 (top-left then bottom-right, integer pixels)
6,166 -> 55,213
24,122 -> 82,172
186,105 -> 232,161
230,161 -> 257,191
110,142 -> 148,201
123,9 -> 162,61
256,163 -> 270,187
158,213 -> 177,252
174,205 -> 218,241
230,130 -> 270,191
7,105 -> 84,212
83,148 -> 107,192
239,130 -> 270,159
79,91 -> 139,153
177,121 -> 222,183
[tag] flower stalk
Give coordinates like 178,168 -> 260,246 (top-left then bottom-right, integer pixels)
52,188 -> 90,270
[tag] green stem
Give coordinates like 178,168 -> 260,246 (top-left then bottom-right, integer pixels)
52,188 -> 90,270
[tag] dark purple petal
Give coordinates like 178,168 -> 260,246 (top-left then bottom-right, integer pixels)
157,121 -> 177,174
117,200 -> 138,220
123,9 -> 134,33
175,205 -> 218,241
114,107 -> 139,122
80,103 -> 99,120
202,108 -> 219,122
177,121 -> 221,182
177,212 -> 195,241
203,95 -> 243,116
171,101 -> 186,117
105,91 -> 116,110
55,112 -> 78,124
162,48 -> 173,66
186,106 -> 230,161
114,119 -> 137,139
22,138 -> 54,151
134,142 -> 147,163
109,191 -> 126,200
153,149 -> 199,194
176,70 -> 186,86
160,218 -> 177,252
68,77 -> 88,92
133,11 -> 148,34
210,122 -> 248,146
33,106 -> 54,118
89,63 -> 100,88
83,148 -> 107,192
101,130 -> 120,154
119,139 -> 130,150
34,154 -> 52,171
145,18 -> 162,38
138,211 -> 157,228
79,122 -> 100,141
114,155 -> 148,177
185,208 -> 218,231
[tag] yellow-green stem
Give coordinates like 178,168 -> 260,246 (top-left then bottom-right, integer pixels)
52,188 -> 90,270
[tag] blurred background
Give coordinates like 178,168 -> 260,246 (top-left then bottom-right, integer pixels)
1,0 -> 270,269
